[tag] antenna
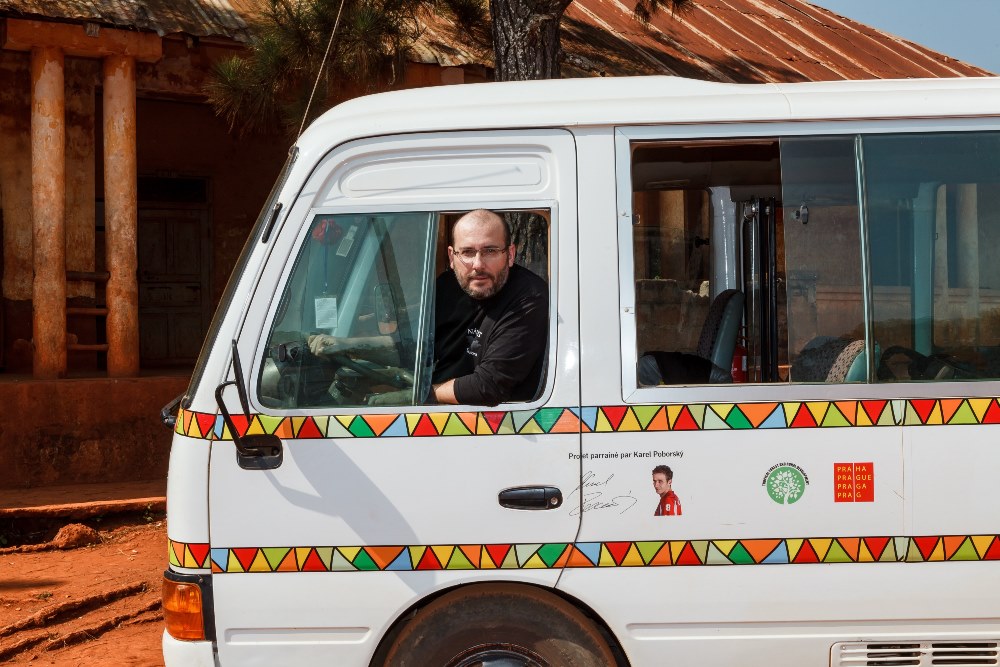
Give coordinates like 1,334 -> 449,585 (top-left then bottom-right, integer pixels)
297,0 -> 348,138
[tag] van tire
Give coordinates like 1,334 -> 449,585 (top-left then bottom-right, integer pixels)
381,582 -> 617,667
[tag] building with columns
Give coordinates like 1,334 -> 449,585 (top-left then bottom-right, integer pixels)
0,0 -> 990,490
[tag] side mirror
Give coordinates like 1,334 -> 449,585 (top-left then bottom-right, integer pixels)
374,283 -> 398,335
215,340 -> 283,471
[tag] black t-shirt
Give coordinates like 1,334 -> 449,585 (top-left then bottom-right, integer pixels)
433,264 -> 548,406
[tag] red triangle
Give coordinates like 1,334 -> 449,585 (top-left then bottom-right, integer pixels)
484,543 -> 511,567
602,406 -> 628,431
229,414 -> 250,437
233,548 -> 258,571
863,537 -> 890,561
483,412 -> 506,433
792,541 -> 820,563
672,407 -> 699,431
675,542 -> 701,565
861,400 -> 888,423
983,400 -> 1000,424
416,549 -> 443,570
196,413 -> 216,439
983,538 -> 1000,561
412,414 -> 439,437
605,541 -> 631,565
914,536 -> 940,560
297,417 -> 324,439
188,543 -> 210,568
301,549 -> 327,572
910,400 -> 937,424
790,404 -> 818,428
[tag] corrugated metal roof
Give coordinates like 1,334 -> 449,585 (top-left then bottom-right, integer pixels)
0,0 -> 249,40
410,0 -> 991,80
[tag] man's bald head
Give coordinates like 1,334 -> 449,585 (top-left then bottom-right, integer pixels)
451,209 -> 511,247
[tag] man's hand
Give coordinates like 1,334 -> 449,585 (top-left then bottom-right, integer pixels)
307,334 -> 339,355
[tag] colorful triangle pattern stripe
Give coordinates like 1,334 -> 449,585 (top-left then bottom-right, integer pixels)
169,533 -> 1000,573
174,397 -> 1000,442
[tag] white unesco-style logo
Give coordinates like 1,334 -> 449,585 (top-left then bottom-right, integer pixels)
763,463 -> 809,505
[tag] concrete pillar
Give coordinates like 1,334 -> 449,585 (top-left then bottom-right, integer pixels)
103,55 -> 139,377
31,46 -> 67,379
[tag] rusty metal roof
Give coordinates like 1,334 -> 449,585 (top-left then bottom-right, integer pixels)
0,0 -> 250,40
411,0 -> 991,80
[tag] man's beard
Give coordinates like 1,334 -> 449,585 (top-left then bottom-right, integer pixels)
458,262 -> 510,299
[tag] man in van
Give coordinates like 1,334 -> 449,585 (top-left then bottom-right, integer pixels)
430,209 -> 548,406
308,209 -> 547,407
652,464 -> 682,516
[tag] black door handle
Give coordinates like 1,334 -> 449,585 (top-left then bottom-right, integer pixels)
498,486 -> 562,510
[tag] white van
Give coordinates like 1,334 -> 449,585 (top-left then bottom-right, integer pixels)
162,75 -> 1000,666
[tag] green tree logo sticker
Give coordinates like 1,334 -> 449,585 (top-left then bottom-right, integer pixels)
763,463 -> 808,504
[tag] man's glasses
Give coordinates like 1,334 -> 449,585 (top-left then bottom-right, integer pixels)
454,247 -> 507,263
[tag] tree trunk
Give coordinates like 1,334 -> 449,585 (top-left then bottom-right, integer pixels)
489,0 -> 571,81
505,211 -> 549,279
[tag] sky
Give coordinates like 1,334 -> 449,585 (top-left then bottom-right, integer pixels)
810,0 -> 1000,74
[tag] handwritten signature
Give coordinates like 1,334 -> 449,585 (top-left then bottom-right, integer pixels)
569,471 -> 638,516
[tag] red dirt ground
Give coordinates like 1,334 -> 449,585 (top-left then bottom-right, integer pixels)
0,520 -> 166,665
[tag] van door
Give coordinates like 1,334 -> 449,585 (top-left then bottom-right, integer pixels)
563,126 -> 907,665
206,130 -> 580,665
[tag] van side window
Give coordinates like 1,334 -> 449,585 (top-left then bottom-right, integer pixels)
629,130 -> 1000,388
260,209 -> 550,409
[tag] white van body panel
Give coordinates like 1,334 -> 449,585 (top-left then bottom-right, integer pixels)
165,76 -> 1000,666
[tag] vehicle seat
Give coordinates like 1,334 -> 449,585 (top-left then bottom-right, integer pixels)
791,337 -> 866,383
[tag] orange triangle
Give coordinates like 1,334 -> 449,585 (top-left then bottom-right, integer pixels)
566,546 -> 596,568
549,410 -> 582,434
275,419 -> 295,439
834,402 -> 857,425
943,535 -> 967,560
739,403 -> 779,428
645,408 -> 669,431
364,414 -> 399,437
457,412 -> 478,432
277,550 -> 300,572
741,539 -> 782,563
939,399 -> 964,424
459,545 -> 481,569
837,537 -> 860,561
366,546 -> 405,570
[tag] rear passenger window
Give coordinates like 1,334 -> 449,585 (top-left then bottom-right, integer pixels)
627,130 -> 1000,389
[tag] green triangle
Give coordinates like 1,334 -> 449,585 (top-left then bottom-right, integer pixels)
316,547 -> 334,569
905,539 -> 922,562
633,406 -> 661,430
702,409 -> 730,430
353,549 -> 379,570
690,540 -> 709,564
950,537 -> 979,561
728,542 -> 754,564
515,544 -> 542,567
329,550 -> 356,571
824,541 -> 852,562
533,408 -> 563,432
447,549 -> 475,570
879,541 -> 897,562
821,405 -> 851,427
501,547 -> 520,568
442,414 -> 472,436
893,537 -> 909,562
687,404 -> 706,428
726,408 -> 753,430
325,418 -> 353,437
512,411 -> 536,432
262,547 -> 290,569
948,401 -> 978,425
348,417 -> 376,437
537,543 -> 568,567
636,541 -> 665,564
706,542 -> 731,565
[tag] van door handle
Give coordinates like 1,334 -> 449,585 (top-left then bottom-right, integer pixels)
498,486 -> 562,510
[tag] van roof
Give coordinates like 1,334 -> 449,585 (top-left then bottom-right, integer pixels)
300,75 -> 1000,151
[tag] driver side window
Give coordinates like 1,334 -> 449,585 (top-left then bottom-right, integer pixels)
260,212 -> 437,409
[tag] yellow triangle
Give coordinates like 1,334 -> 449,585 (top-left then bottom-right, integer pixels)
519,419 -> 544,434
806,402 -> 829,424
666,405 -> 684,427
291,416 -> 306,435
969,399 -> 993,422
929,540 -> 946,561
782,402 -> 800,423
713,540 -> 738,556
430,412 -> 451,433
339,546 -> 362,561
479,546 -> 498,569
785,538 -> 804,560
295,547 -> 312,569
245,416 -> 265,435
856,409 -> 873,427
809,538 -> 833,560
972,535 -> 996,558
858,542 -> 875,562
618,409 -> 642,432
925,402 -> 944,425
186,417 -> 203,438
405,413 -> 422,433
621,544 -> 645,566
249,550 -> 273,572
408,546 -> 426,565
432,545 -> 455,566
594,410 -> 613,432
523,553 -> 547,569
335,415 -> 354,428
710,404 -> 734,419
598,545 -> 617,567
476,414 -> 493,435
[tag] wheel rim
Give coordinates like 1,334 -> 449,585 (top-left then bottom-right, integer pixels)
445,643 -> 548,667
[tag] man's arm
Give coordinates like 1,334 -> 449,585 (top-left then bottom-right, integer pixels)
307,333 -> 399,365
431,379 -> 458,404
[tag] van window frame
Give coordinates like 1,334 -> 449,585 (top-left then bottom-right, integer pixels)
249,199 -> 562,415
615,117 -> 1000,404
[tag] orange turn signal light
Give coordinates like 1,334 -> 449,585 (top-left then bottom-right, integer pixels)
162,576 -> 205,641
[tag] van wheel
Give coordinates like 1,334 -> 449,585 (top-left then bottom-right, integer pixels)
382,583 -> 617,667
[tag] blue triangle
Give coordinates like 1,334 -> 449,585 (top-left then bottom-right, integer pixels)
211,548 -> 229,570
382,415 -> 409,438
575,542 -> 602,565
760,409 -> 787,429
580,407 -> 598,431
762,541 -> 789,564
213,415 -> 225,439
386,549 -> 413,571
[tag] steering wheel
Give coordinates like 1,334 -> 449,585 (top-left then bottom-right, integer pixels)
878,345 -> 975,381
